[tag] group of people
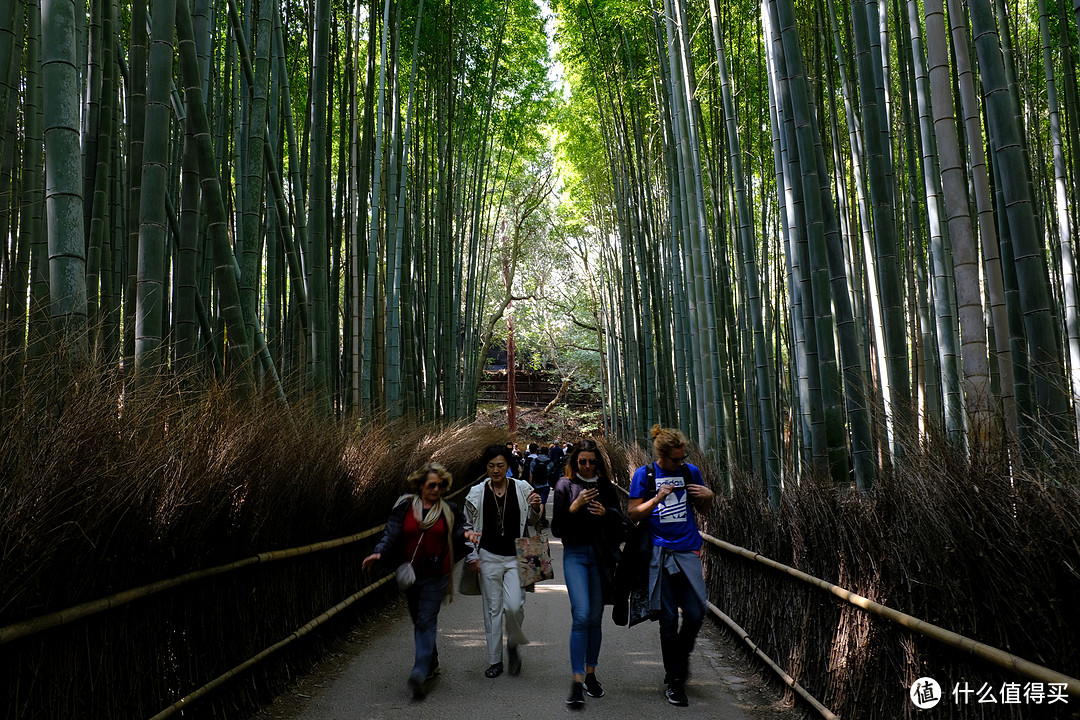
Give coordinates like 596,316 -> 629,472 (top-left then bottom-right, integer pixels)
363,425 -> 714,709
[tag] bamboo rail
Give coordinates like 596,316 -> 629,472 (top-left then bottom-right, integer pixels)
706,601 -> 839,720
3,478 -> 481,717
0,479 -> 477,647
148,574 -> 395,720
700,532 -> 1080,699
145,480 -> 479,717
612,481 -> 834,714
0,526 -> 385,646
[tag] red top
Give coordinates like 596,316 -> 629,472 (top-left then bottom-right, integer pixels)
402,510 -> 451,578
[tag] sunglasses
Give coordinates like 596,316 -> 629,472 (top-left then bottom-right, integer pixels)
578,458 -> 597,465
423,482 -> 448,490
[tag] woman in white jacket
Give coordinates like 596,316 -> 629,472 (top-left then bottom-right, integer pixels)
464,443 -> 543,678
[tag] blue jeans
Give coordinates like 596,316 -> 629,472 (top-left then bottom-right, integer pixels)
406,574 -> 448,682
562,544 -> 604,675
657,559 -> 705,682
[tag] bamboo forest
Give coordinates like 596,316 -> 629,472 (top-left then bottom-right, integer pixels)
2,0 -> 1080,714
5,0 -> 1080,485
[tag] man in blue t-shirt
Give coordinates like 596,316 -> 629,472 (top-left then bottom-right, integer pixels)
628,425 -> 714,707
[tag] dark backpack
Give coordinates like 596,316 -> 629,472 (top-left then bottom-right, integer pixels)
612,462 -> 695,626
530,453 -> 554,488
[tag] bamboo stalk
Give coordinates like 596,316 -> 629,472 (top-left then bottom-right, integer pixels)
148,574 -> 395,720
700,533 -> 1080,698
706,601 -> 839,719
0,526 -> 384,646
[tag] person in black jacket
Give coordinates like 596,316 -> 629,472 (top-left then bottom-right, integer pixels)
551,439 -> 624,709
363,463 -> 467,699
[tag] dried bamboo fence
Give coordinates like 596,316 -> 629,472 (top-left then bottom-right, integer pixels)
700,534 -> 1080,711
609,471 -> 1080,719
0,477 -> 481,719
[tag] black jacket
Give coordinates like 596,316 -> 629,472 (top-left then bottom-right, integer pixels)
551,476 -> 630,604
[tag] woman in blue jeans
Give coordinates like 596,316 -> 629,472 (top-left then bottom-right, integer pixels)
363,463 -> 466,699
551,439 -> 623,709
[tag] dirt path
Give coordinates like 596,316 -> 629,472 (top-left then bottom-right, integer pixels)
255,534 -> 796,720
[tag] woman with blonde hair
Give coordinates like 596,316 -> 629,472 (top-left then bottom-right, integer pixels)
363,462 -> 466,699
627,424 -> 714,707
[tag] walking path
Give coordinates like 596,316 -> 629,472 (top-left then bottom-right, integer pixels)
259,531 -> 787,720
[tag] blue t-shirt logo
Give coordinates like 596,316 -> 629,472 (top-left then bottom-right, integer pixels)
657,478 -> 687,523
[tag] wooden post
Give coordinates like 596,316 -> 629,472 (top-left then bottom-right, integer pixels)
507,314 -> 517,433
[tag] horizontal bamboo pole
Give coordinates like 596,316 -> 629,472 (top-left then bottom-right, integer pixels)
0,525 -> 384,646
701,533 -> 1080,699
614,481 -> 834,714
706,601 -> 839,719
148,574 -> 396,720
2,477 -> 480,646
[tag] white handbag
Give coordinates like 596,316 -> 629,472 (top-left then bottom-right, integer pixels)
395,530 -> 426,590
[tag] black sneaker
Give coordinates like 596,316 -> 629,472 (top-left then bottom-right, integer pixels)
507,646 -> 521,675
407,674 -> 426,699
484,662 -> 503,678
665,681 -> 688,706
584,672 -> 604,698
566,681 -> 585,709
426,661 -> 440,680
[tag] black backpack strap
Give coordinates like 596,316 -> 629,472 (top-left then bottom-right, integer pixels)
645,462 -> 656,498
644,462 -> 692,497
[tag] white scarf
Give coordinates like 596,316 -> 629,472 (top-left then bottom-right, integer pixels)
395,493 -> 454,530
396,493 -> 457,600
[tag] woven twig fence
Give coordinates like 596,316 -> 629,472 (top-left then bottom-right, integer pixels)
612,471 -> 1080,719
0,464 -> 486,719
700,533 -> 1080,716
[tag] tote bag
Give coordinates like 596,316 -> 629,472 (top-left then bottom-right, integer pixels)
515,522 -> 554,587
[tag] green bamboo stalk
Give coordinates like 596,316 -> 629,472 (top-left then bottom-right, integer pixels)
901,0 -> 962,441
86,0 -> 115,363
851,0 -> 910,447
1045,0 -> 1080,447
133,0 -> 177,376
385,0 -> 426,418
125,0 -> 147,367
41,0 -> 88,356
924,0 -> 996,442
971,0 -> 1075,452
4,0 -> 40,385
306,0 -> 333,410
946,0 -> 1015,437
708,0 -> 780,500
175,0 -> 253,381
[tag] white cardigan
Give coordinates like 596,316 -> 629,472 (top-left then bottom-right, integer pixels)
464,477 -> 540,560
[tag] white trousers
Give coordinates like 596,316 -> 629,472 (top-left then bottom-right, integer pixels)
478,549 -> 529,664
